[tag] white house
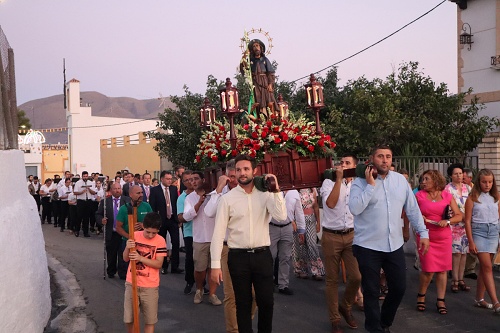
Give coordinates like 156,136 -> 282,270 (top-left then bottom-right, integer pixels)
65,79 -> 158,174
454,0 -> 500,120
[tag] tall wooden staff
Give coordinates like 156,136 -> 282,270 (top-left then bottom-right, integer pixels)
128,202 -> 140,333
102,178 -> 107,280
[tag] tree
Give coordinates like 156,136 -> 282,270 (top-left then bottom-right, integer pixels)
149,77 -> 222,169
324,62 -> 499,157
17,109 -> 31,130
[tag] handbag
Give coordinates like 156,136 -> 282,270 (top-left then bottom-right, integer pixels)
442,204 -> 451,220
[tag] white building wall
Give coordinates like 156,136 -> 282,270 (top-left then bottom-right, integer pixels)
66,79 -> 157,174
460,0 -> 498,94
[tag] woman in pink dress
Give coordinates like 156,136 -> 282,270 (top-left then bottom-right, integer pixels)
415,170 -> 462,315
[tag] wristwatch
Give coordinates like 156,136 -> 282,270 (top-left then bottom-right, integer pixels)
446,220 -> 451,225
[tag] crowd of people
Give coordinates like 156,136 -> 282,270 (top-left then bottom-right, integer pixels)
29,147 -> 500,333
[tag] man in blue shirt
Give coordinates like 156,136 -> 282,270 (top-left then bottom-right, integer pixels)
349,145 -> 429,333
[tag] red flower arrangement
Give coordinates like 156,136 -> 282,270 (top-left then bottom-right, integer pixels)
194,114 -> 335,167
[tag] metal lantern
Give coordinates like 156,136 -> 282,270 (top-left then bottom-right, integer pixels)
219,78 -> 240,114
459,23 -> 473,51
199,97 -> 216,128
276,94 -> 289,119
304,74 -> 324,134
219,78 -> 240,149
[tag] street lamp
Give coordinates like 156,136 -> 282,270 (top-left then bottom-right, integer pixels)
199,97 -> 216,128
219,78 -> 240,149
276,94 -> 289,119
305,74 -> 324,134
460,23 -> 473,51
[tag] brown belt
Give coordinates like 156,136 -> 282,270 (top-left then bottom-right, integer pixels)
322,227 -> 354,235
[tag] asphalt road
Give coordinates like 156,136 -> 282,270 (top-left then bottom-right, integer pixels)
42,224 -> 500,333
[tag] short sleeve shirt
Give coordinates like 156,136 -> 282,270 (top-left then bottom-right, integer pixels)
125,231 -> 167,288
117,202 -> 153,240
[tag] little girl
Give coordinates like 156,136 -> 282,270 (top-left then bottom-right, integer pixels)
464,169 -> 500,313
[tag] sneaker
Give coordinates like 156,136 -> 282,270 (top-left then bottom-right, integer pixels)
194,289 -> 203,304
184,283 -> 193,295
208,294 -> 222,306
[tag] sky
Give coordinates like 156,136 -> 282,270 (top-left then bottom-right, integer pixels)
0,0 -> 458,105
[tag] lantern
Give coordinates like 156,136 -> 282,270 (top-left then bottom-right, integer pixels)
199,97 -> 216,128
219,78 -> 241,149
276,94 -> 289,119
304,74 -> 324,134
459,23 -> 473,51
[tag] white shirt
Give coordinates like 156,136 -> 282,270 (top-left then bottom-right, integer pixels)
210,186 -> 287,269
320,179 -> 354,230
204,185 -> 230,218
282,190 -> 306,230
95,187 -> 105,202
184,191 -> 216,243
74,179 -> 94,200
40,184 -> 52,198
57,185 -> 73,202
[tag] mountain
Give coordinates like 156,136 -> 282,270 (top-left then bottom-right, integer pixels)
18,92 -> 175,144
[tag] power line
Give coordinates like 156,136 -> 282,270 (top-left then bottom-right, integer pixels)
290,0 -> 447,84
31,116 -> 159,132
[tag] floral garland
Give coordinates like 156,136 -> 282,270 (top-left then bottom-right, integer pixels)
194,113 -> 335,167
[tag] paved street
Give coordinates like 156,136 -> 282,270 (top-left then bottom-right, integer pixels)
42,223 -> 500,333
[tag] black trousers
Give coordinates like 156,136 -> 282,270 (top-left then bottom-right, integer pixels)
68,204 -> 77,231
118,239 -> 130,279
183,236 -> 194,284
59,201 -> 69,230
106,231 -> 124,276
41,197 -> 52,223
76,199 -> 92,234
51,200 -> 60,226
89,201 -> 98,230
160,222 -> 180,271
353,245 -> 406,333
228,248 -> 274,333
33,195 -> 41,213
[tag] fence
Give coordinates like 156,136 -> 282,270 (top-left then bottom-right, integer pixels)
0,26 -> 18,149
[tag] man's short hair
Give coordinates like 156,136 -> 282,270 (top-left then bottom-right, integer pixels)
192,171 -> 204,179
463,168 -> 473,178
235,154 -> 257,169
143,172 -> 151,178
342,153 -> 358,165
181,170 -> 193,180
82,171 -> 88,176
226,159 -> 236,174
370,145 -> 392,157
116,171 -> 122,175
33,176 -> 39,180
398,168 -> 409,176
160,170 -> 172,179
143,212 -> 162,230
174,165 -> 185,173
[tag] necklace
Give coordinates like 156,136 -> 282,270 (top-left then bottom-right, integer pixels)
428,191 -> 441,202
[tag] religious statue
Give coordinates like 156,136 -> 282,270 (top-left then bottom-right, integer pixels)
240,39 -> 278,119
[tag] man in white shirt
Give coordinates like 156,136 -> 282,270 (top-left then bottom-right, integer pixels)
73,171 -> 97,237
183,171 -> 222,306
57,178 -> 72,232
320,154 -> 362,333
270,189 -> 305,296
211,155 -> 286,333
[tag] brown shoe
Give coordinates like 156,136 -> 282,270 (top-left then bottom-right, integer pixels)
331,320 -> 344,333
339,305 -> 358,329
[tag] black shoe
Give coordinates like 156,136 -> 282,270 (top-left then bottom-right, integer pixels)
161,268 -> 167,275
278,287 -> 294,295
184,283 -> 193,295
179,247 -> 186,253
382,327 -> 391,333
107,274 -> 115,278
48,222 -> 52,224
60,229 -> 64,232
171,268 -> 184,274
464,273 -> 478,280
119,276 -> 126,280
54,224 -> 58,228
74,232 -> 80,237
84,233 -> 90,238
203,287 -> 209,295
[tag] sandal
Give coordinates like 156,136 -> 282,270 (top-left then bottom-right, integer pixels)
436,298 -> 447,315
493,302 -> 500,314
458,280 -> 471,292
474,299 -> 493,309
416,293 -> 426,311
451,280 -> 459,293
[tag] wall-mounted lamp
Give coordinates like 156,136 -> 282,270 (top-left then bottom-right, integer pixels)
459,23 -> 473,51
